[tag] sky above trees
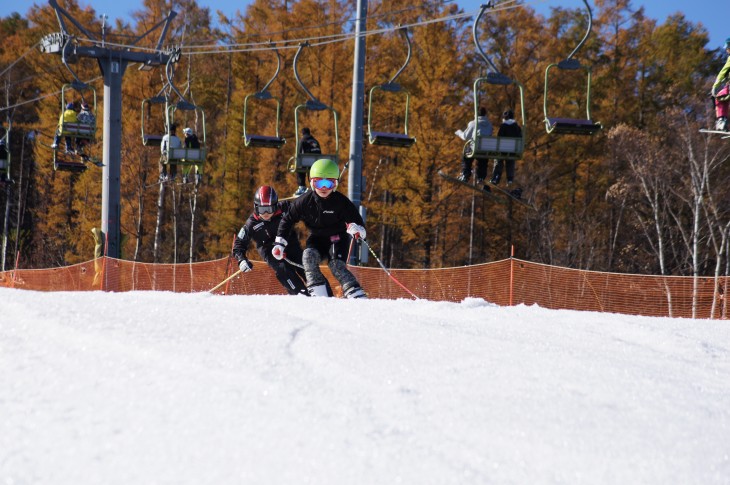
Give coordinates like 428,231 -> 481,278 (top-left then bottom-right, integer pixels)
1,0 -> 726,48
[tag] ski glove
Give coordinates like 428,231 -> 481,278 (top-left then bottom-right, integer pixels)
272,236 -> 287,260
239,258 -> 253,272
346,223 -> 366,240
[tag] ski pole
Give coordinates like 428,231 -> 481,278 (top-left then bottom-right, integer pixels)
360,238 -> 420,300
346,236 -> 355,265
284,257 -> 304,269
208,269 -> 242,294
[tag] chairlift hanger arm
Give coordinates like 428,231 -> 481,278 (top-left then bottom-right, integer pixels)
473,2 -> 500,75
165,48 -> 187,103
60,36 -> 85,86
566,0 -> 593,61
254,43 -> 282,98
293,43 -> 326,110
384,26 -> 412,87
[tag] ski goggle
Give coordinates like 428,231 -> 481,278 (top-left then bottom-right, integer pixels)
311,177 -> 338,190
257,205 -> 276,214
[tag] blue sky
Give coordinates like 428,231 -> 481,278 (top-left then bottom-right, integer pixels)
2,0 -> 726,48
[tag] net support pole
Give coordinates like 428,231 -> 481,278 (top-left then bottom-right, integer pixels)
224,234 -> 237,295
509,245 -> 515,306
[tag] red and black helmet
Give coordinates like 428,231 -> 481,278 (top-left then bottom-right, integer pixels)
253,185 -> 279,216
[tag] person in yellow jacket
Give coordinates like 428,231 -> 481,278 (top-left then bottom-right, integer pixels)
711,37 -> 730,131
52,102 -> 78,152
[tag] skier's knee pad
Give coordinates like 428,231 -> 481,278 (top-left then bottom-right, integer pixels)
302,248 -> 321,271
303,248 -> 326,286
329,258 -> 357,288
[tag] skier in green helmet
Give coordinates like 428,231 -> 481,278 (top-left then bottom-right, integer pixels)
273,158 -> 368,298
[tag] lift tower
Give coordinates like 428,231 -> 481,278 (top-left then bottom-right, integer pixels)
40,0 -> 177,259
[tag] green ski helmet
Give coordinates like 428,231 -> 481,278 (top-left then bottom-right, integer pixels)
309,158 -> 340,190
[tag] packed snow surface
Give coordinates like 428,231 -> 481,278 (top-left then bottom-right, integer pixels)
1,288 -> 729,484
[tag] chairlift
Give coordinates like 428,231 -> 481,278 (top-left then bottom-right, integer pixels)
243,46 -> 286,149
288,43 -> 340,174
543,0 -> 601,135
367,27 -> 416,148
59,81 -> 97,143
467,3 -> 526,160
53,81 -> 97,172
156,52 -> 208,182
163,100 -> 208,180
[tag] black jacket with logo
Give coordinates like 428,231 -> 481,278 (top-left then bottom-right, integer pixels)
298,133 -> 321,154
233,200 -> 297,261
277,190 -> 364,243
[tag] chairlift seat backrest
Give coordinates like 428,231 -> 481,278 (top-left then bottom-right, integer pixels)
467,135 -> 524,160
167,146 -> 208,163
476,135 -> 523,159
295,153 -> 337,170
61,122 -> 95,138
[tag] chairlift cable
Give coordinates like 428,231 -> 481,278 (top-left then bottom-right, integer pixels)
71,3 -> 520,57
0,40 -> 42,79
0,76 -> 102,113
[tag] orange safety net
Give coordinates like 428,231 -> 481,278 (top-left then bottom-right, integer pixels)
0,257 -> 726,319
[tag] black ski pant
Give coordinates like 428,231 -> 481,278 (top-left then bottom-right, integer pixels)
461,155 -> 489,182
258,241 -> 307,295
302,233 -> 359,292
491,159 -> 515,184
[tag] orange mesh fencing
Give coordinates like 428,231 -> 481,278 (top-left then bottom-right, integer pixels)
0,257 -> 726,319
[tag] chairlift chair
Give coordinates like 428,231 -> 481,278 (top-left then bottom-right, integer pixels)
243,46 -> 286,149
466,4 -> 526,160
367,27 -> 416,148
468,74 -> 526,160
543,0 -> 601,135
163,100 -> 208,179
53,81 -> 97,172
288,43 -> 340,174
59,82 -> 97,140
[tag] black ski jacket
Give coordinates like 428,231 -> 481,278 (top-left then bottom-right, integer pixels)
298,134 -> 321,154
497,120 -> 522,138
277,190 -> 364,243
233,200 -> 296,261
184,134 -> 201,149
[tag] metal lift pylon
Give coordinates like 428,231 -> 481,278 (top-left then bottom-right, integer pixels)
40,0 -> 178,259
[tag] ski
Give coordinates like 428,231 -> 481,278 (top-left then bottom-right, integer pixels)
483,181 -> 536,211
439,170 -> 535,210
699,129 -> 730,139
438,170 -> 505,203
41,142 -> 104,167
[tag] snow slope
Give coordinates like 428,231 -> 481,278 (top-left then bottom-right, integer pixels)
1,288 -> 728,484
